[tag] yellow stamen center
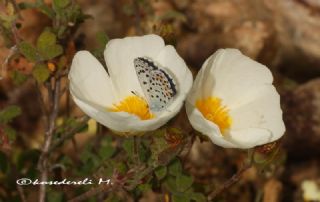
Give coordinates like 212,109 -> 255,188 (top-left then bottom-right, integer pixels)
196,97 -> 232,134
109,95 -> 154,120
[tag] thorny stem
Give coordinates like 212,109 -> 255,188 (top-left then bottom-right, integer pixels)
38,78 -> 61,202
207,149 -> 255,201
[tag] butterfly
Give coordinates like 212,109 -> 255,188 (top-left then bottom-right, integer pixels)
133,57 -> 177,112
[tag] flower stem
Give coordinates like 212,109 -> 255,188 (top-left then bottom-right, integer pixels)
67,184 -> 112,202
133,135 -> 141,165
48,116 -> 90,153
38,77 -> 61,202
207,149 -> 254,201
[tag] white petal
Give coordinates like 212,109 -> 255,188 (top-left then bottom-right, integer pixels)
209,49 -> 274,108
68,51 -> 115,107
227,128 -> 273,149
145,68 -> 192,132
71,92 -> 133,131
185,102 -> 238,148
156,46 -> 193,117
186,52 -> 217,104
104,34 -> 165,100
229,85 -> 285,144
70,88 -> 178,133
156,45 -> 193,92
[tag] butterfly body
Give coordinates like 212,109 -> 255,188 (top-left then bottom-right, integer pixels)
134,57 -> 177,112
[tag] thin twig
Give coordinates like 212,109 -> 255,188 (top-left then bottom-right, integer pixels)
133,136 -> 141,165
67,165 -> 153,202
16,184 -> 27,202
133,0 -> 143,34
48,116 -> 90,153
45,80 -> 54,110
38,78 -> 61,202
124,166 -> 153,191
207,150 -> 255,201
67,184 -> 112,202
10,161 -> 27,202
35,80 -> 49,125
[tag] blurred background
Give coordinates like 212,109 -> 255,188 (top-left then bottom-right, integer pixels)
1,0 -> 320,201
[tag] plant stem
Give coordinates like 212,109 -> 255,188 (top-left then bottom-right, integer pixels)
16,184 -> 27,202
133,0 -> 142,34
207,150 -> 254,201
67,184 -> 112,202
48,116 -> 90,153
35,80 -> 49,125
133,135 -> 141,165
38,78 -> 61,202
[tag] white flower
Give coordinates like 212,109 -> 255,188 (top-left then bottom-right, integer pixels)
68,34 -> 193,134
186,49 -> 285,149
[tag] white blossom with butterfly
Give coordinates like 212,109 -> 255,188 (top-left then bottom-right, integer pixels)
68,34 -> 193,134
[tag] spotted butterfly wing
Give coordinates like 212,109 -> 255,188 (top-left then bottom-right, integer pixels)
134,57 -> 177,112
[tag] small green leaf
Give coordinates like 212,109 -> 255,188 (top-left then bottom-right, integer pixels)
0,151 -> 8,173
92,32 -> 109,60
37,30 -> 57,50
96,32 -> 109,49
99,145 -> 115,160
150,129 -> 169,164
36,30 -> 63,60
47,191 -> 64,202
32,63 -> 50,83
154,166 -> 167,180
19,41 -> 38,61
53,0 -> 70,8
10,70 -> 28,85
4,126 -> 16,142
172,194 -> 190,202
138,142 -> 149,162
164,175 -> 177,193
168,158 -> 182,176
0,105 -> 21,124
40,44 -> 63,60
114,162 -> 127,174
176,174 -> 193,192
105,193 -> 121,202
137,183 -> 152,193
190,193 -> 206,202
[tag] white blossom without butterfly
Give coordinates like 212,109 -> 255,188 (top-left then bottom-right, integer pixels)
68,34 -> 193,134
186,49 -> 285,149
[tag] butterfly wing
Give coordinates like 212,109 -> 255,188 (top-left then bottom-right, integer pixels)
134,57 -> 177,112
